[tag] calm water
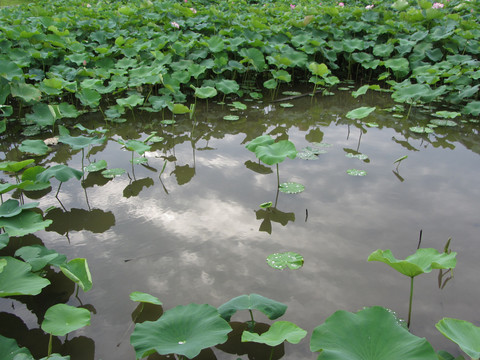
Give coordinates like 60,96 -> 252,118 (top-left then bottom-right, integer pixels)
1,88 -> 480,359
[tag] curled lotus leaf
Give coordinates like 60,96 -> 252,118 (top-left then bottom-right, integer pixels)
246,135 -> 274,153
436,318 -> 480,360
218,294 -> 287,322
346,106 -> 376,120
255,140 -> 297,166
130,291 -> 163,305
242,321 -> 307,347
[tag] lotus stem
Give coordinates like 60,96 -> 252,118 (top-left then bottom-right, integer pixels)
276,163 -> 280,189
249,309 -> 255,329
269,347 -> 274,360
47,333 -> 53,356
407,276 -> 414,328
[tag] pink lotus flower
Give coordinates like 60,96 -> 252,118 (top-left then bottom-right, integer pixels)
338,2 -> 344,6
365,4 -> 374,9
190,7 -> 197,13
290,4 -> 296,9
83,60 -> 87,66
171,21 -> 180,29
432,2 -> 444,8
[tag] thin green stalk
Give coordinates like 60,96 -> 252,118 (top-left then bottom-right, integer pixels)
407,276 -> 414,328
249,309 -> 255,327
269,347 -> 274,360
276,163 -> 280,189
47,333 -> 53,356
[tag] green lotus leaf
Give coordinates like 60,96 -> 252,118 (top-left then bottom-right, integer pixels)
0,159 -> 35,173
207,35 -> 225,53
172,103 -> 190,115
310,306 -> 438,360
0,335 -> 33,360
385,57 -> 410,77
130,303 -> 231,359
255,140 -> 297,166
131,157 -> 148,165
36,164 -> 83,183
242,321 -> 307,347
19,139 -> 50,156
347,169 -> 367,176
0,210 -> 52,237
0,233 -> 8,250
76,88 -> 101,108
15,245 -> 67,272
231,101 -> 247,110
101,168 -> 126,179
10,82 -> 42,103
223,115 -> 239,121
215,79 -> 239,95
392,83 -> 431,103
0,60 -> 24,81
279,182 -> 305,194
85,160 -> 107,172
436,318 -> 480,360
346,106 -> 376,120
58,134 -> 106,151
433,111 -> 460,119
272,70 -> 291,83
368,248 -> 457,278
218,294 -> 287,322
239,48 -> 265,71
246,135 -> 274,153
463,101 -> 480,116
308,62 -> 329,77
161,119 -> 176,125
280,103 -> 294,108
130,291 -> 163,305
60,258 -> 92,292
373,43 -> 395,57
260,202 -> 273,209
120,140 -> 151,155
116,94 -> 144,108
21,166 -> 51,191
194,86 -> 217,99
41,304 -> 91,336
436,350 -> 465,360
39,354 -> 70,360
0,256 -> 50,297
410,126 -> 434,134
0,199 -> 39,218
430,119 -> 457,127
267,252 -> 304,270
263,78 -> 277,89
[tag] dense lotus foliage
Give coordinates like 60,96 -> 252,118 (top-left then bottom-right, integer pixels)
1,0 -> 480,128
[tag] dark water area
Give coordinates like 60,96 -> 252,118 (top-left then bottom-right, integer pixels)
1,88 -> 480,359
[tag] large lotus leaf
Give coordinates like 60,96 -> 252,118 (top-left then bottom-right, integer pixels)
0,181 -> 35,195
267,252 -> 304,270
242,321 -> 307,347
436,318 -> 480,359
310,306 -> 437,360
41,304 -> 91,336
385,57 -> 410,77
85,160 -> 107,172
246,135 -> 275,153
10,82 -> 42,102
60,258 -> 92,292
21,166 -> 51,191
194,86 -> 217,99
58,134 -> 106,151
36,164 -> 83,183
101,168 -> 126,179
239,48 -> 266,71
392,83 -> 431,103
120,139 -> 151,155
346,106 -> 376,120
76,88 -> 101,108
308,62 -> 329,77
171,103 -> 190,115
130,291 -> 163,305
215,79 -> 240,95
368,248 -> 457,278
463,101 -> 480,116
0,335 -> 33,360
0,210 -> 53,237
116,94 -> 144,108
0,256 -> 50,297
19,139 -> 50,156
25,103 -> 56,128
207,35 -> 225,53
0,233 -> 8,250
0,199 -> 39,218
15,245 -> 67,272
255,140 -> 297,166
218,294 -> 287,322
0,159 -> 35,173
130,303 -> 231,359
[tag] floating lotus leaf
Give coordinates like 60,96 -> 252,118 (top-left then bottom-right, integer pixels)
279,182 -> 305,194
0,256 -> 50,297
368,248 -> 457,278
255,140 -> 297,166
0,210 -> 52,237
246,135 -> 274,153
223,115 -> 240,121
130,303 -> 231,359
0,199 -> 39,218
231,102 -> 247,110
15,245 -> 67,272
345,153 -> 369,160
282,91 -> 301,96
58,134 -> 106,151
242,321 -> 307,347
433,111 -> 460,119
279,103 -> 294,108
130,291 -> 163,305
131,157 -> 148,165
60,258 -> 92,292
430,119 -> 457,127
436,318 -> 480,360
267,252 -> 304,270
85,160 -> 107,172
310,306 -> 438,360
161,120 -> 176,125
218,294 -> 287,322
19,140 -> 50,156
0,335 -> 33,360
347,169 -> 367,176
41,304 -> 91,336
410,126 -> 434,134
102,168 -> 126,179
346,106 -> 376,120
